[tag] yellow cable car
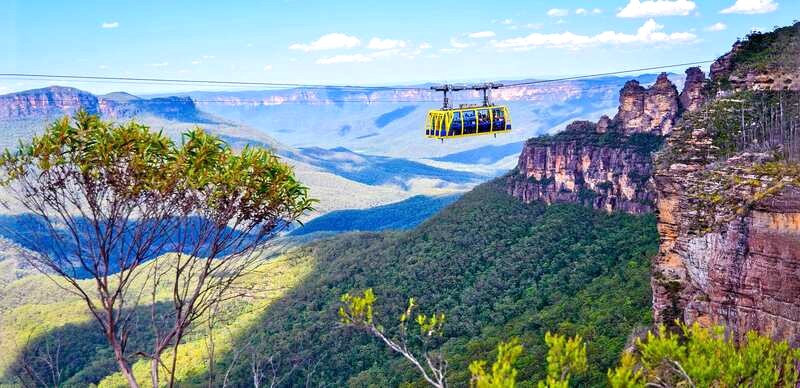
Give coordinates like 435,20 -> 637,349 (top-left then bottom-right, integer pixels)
425,83 -> 511,140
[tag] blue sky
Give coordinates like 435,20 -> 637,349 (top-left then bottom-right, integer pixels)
1,0 -> 797,94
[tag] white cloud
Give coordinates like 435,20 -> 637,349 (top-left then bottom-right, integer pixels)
366,38 -> 407,50
547,8 -> 569,17
592,8 -> 603,14
316,54 -> 373,64
449,38 -> 470,48
499,18 -> 513,25
191,60 -> 201,65
525,23 -> 544,29
617,0 -> 696,17
289,33 -> 361,51
468,31 -> 496,38
418,42 -> 432,49
575,8 -> 588,15
720,0 -> 778,14
706,22 -> 727,31
202,55 -> 215,59
148,62 -> 169,67
439,48 -> 461,54
98,65 -> 108,70
263,64 -> 273,71
101,21 -> 119,29
492,18 -> 696,50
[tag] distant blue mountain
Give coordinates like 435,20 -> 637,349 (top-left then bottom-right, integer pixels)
432,141 -> 525,164
296,147 -> 484,189
375,106 -> 417,128
0,214 -> 261,279
291,194 -> 461,235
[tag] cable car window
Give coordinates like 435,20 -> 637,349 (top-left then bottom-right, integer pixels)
478,109 -> 490,133
450,111 -> 462,135
492,108 -> 505,131
463,110 -> 477,134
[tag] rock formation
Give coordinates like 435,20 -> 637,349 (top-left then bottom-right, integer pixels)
510,22 -> 800,346
0,86 -> 204,122
709,23 -> 800,92
507,127 -> 657,214
613,73 -> 680,136
506,72 -> 684,214
0,86 -> 99,120
651,22 -> 800,343
652,130 -> 800,344
678,67 -> 708,113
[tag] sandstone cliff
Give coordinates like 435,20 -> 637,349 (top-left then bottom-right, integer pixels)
507,22 -> 800,346
0,86 -> 205,122
506,124 -> 659,214
0,86 -> 99,120
651,22 -> 800,343
506,72 -> 689,214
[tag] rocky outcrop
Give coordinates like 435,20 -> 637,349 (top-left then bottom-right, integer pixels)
652,142 -> 800,344
613,73 -> 680,136
678,67 -> 708,113
506,72 -> 685,214
650,23 -> 800,342
507,128 -> 657,214
710,23 -> 800,92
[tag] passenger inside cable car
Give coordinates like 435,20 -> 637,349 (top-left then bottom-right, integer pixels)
493,108 -> 506,131
478,109 -> 490,133
463,110 -> 477,134
449,111 -> 462,136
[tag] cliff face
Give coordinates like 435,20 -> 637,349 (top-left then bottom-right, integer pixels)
651,23 -> 800,343
507,127 -> 657,214
653,138 -> 800,344
0,87 -> 205,122
508,23 -> 800,345
0,86 -> 99,120
506,72 -> 686,214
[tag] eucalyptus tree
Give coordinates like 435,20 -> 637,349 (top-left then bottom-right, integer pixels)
0,111 -> 313,388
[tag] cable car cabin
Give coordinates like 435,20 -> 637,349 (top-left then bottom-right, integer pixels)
425,105 -> 511,139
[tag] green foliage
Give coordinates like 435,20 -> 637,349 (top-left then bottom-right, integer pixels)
531,130 -> 663,157
539,333 -> 587,388
608,323 -> 800,387
207,181 -> 658,387
340,289 -> 377,326
1,181 -> 658,386
0,112 -> 314,387
469,333 -> 587,388
0,111 -> 314,223
729,22 -> 800,77
469,338 -> 523,388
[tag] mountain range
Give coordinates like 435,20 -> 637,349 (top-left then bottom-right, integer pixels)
0,74 -> 672,221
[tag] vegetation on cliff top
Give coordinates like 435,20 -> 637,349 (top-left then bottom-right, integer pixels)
730,22 -> 800,76
530,127 -> 664,157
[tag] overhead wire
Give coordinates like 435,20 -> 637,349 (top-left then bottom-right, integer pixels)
0,59 -> 716,95
0,81 -> 636,105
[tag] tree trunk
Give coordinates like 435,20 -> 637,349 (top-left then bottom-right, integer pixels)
114,348 -> 140,388
151,357 -> 160,388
